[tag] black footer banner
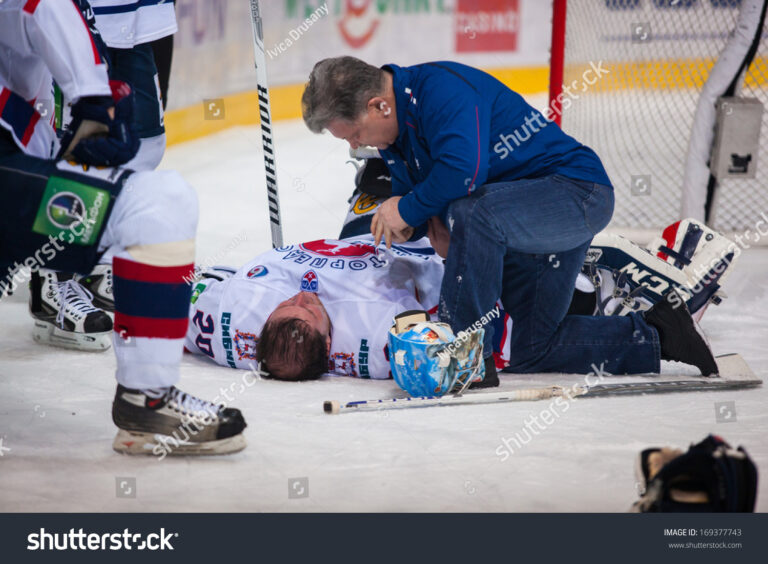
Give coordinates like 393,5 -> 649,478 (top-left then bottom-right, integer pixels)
0,513 -> 764,563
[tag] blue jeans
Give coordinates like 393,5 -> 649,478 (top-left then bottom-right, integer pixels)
439,174 -> 660,375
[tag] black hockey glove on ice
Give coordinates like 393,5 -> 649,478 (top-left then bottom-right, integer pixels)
632,434 -> 757,512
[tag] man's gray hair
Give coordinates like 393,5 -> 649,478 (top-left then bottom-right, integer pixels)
301,56 -> 385,133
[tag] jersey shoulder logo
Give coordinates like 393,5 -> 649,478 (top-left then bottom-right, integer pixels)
246,265 -> 268,278
300,270 -> 319,292
300,239 -> 377,257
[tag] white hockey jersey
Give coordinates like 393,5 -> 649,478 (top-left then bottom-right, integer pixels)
0,0 -> 110,158
184,237 -> 445,379
89,0 -> 177,48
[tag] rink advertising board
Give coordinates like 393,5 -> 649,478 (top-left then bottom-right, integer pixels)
165,0 -> 551,144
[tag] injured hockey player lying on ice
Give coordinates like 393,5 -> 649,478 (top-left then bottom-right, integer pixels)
183,216 -> 739,382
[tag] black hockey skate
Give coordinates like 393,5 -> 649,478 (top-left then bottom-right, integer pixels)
29,269 -> 112,351
112,385 -> 247,456
644,289 -> 718,376
76,264 -> 113,312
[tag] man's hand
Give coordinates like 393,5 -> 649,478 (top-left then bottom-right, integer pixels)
371,196 -> 412,248
427,216 -> 451,258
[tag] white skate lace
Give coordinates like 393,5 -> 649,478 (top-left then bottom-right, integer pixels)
167,387 -> 222,423
55,279 -> 100,328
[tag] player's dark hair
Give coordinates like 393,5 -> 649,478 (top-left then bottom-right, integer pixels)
257,318 -> 328,381
302,56 -> 385,133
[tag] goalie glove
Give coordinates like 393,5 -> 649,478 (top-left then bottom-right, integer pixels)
57,80 -> 139,167
631,434 -> 758,513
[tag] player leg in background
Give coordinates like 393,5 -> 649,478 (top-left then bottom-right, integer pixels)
0,134 -> 247,455
75,39 -> 174,319
440,175 -> 716,377
106,43 -> 166,172
150,34 -> 174,111
42,39 -> 171,327
0,120 -> 114,350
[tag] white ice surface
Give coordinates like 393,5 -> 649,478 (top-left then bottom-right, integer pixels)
1,119 -> 767,512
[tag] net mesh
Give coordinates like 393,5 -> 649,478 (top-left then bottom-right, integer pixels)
559,0 -> 767,233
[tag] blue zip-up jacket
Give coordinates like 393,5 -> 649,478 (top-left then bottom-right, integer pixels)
379,62 -> 612,228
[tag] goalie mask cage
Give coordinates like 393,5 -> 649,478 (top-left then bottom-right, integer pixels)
549,0 -> 768,236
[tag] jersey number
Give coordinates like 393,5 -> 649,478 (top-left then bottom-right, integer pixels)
193,310 -> 215,358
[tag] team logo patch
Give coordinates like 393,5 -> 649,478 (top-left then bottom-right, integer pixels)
47,192 -> 85,228
190,282 -> 207,304
352,194 -> 380,215
32,176 -> 110,246
328,352 -> 357,377
247,265 -> 269,278
234,330 -> 259,361
300,270 -> 319,292
300,239 -> 377,257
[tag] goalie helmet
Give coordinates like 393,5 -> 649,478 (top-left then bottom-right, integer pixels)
387,319 -> 485,397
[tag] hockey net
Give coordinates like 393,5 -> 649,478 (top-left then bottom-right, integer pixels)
551,0 -> 768,237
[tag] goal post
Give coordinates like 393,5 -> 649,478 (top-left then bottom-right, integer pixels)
549,0 -> 768,238
548,0 -> 568,126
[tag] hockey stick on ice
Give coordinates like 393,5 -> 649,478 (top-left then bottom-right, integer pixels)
323,354 -> 761,414
249,0 -> 283,248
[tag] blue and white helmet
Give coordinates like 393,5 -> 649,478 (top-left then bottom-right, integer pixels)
387,320 -> 485,397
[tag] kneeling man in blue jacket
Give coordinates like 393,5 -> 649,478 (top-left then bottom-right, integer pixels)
300,57 -> 718,386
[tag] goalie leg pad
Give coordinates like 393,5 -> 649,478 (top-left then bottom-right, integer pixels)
588,221 -> 737,319
648,219 -> 739,317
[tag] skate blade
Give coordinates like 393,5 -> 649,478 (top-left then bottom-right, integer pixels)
112,429 -> 246,457
32,321 -> 111,352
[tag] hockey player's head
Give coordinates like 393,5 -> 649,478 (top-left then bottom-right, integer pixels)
302,56 -> 398,149
257,292 -> 332,381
